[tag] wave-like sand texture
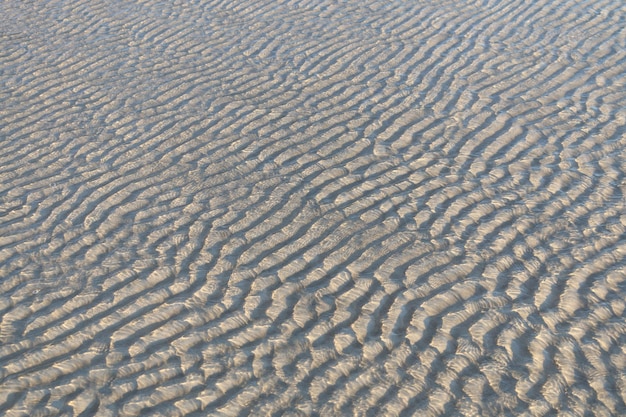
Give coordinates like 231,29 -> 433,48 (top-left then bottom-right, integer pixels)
1,0 -> 626,415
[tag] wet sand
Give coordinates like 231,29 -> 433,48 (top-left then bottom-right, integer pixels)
1,0 -> 625,415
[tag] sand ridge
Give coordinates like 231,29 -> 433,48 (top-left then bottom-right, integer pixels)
1,0 -> 625,415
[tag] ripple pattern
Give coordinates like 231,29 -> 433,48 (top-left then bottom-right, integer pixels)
1,0 -> 626,416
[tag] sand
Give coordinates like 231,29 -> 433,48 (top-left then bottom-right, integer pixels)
1,0 -> 625,415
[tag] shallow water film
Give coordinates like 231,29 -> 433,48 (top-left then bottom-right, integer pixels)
1,0 -> 625,416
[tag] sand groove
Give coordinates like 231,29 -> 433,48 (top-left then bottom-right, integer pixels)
1,0 -> 626,416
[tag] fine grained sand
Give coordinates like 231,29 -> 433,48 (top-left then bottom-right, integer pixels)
1,0 -> 625,415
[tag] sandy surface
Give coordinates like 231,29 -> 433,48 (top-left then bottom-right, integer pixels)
1,0 -> 625,415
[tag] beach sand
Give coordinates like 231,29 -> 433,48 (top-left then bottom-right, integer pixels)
1,0 -> 625,415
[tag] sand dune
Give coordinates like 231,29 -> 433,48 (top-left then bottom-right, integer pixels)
1,0 -> 625,415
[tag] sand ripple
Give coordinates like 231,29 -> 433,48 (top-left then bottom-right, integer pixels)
1,0 -> 625,415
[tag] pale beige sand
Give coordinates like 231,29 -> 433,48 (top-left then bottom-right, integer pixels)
1,0 -> 625,416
